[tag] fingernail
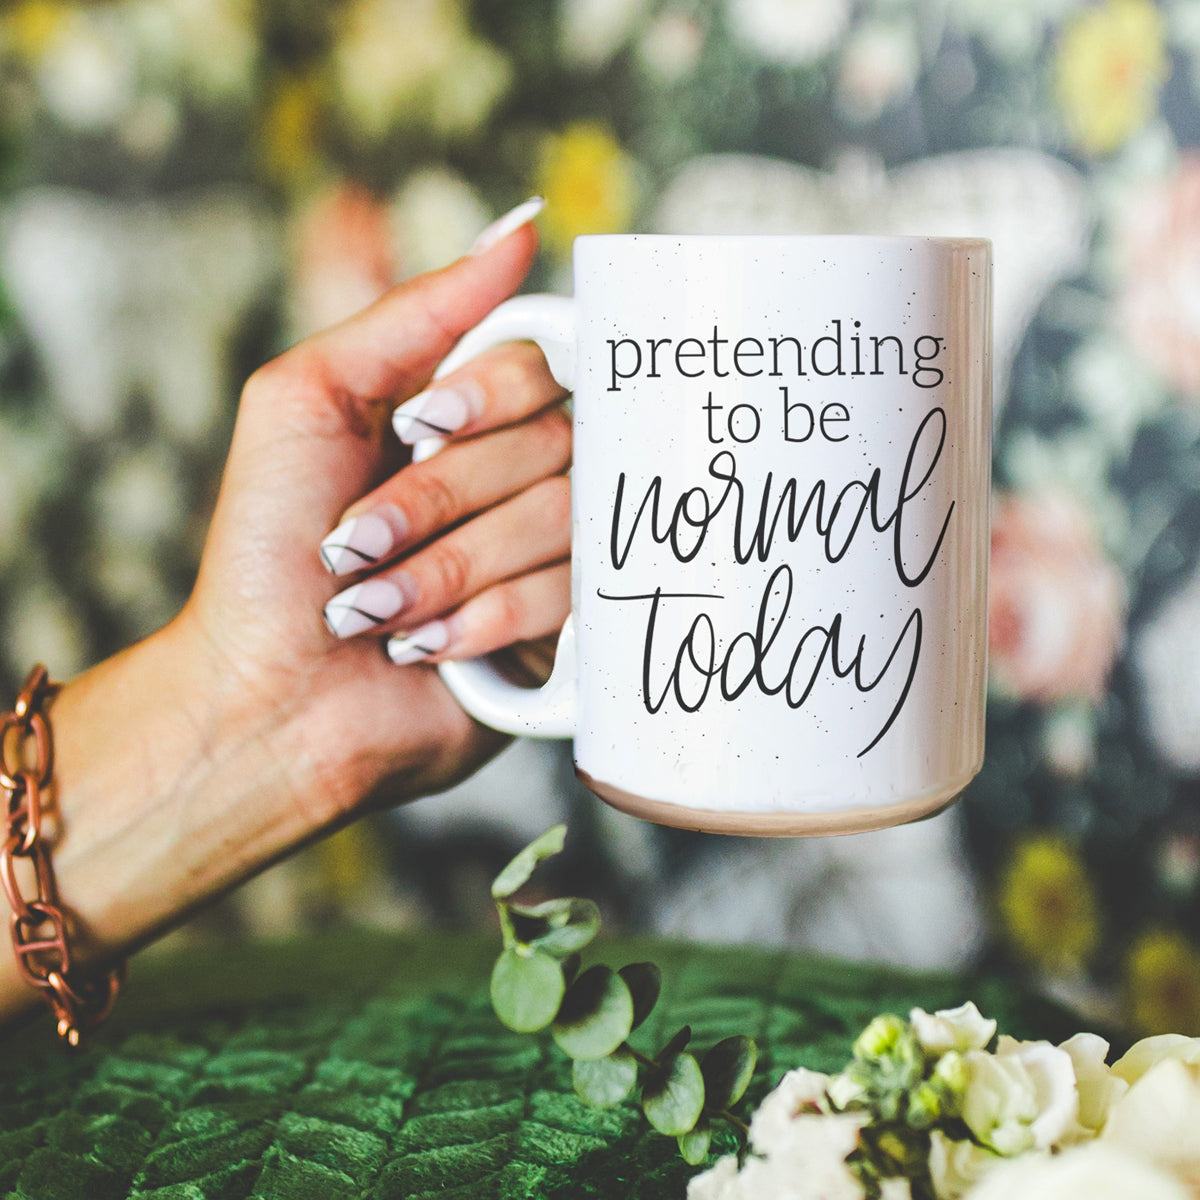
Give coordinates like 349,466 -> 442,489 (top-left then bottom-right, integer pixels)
392,381 -> 482,444
319,507 -> 406,576
323,578 -> 408,638
387,620 -> 451,665
469,196 -> 545,256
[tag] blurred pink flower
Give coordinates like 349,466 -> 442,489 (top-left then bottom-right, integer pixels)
989,492 -> 1124,703
1117,157 -> 1200,398
289,181 -> 396,339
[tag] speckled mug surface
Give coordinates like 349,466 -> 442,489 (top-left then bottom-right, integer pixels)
434,235 -> 992,836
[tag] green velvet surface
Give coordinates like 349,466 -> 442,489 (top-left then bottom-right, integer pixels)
0,933 -> 1074,1199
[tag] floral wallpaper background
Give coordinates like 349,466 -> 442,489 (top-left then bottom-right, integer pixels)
3,0 -> 1200,1037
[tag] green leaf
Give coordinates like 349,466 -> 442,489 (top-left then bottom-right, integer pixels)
490,946 -> 564,1033
618,962 -> 661,1030
677,1119 -> 712,1165
643,1051 -> 705,1137
573,1047 -> 638,1108
491,825 -> 567,899
561,952 -> 582,986
510,897 -> 601,957
552,965 -> 635,1060
657,1025 -> 692,1063
701,1036 -> 758,1110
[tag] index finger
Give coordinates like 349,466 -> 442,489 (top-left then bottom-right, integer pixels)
390,340 -> 569,446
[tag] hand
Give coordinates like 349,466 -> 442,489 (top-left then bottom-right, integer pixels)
0,212 -> 569,1018
184,216 -> 569,815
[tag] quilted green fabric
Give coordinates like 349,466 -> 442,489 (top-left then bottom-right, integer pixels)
0,932 -> 1075,1199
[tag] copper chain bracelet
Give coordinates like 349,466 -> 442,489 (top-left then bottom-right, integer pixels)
0,665 -> 124,1047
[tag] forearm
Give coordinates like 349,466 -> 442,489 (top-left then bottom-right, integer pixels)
0,617 -> 319,1024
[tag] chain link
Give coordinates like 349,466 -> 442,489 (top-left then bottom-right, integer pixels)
1,665 -> 123,1047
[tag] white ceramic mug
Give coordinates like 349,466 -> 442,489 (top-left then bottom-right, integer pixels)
432,235 -> 991,836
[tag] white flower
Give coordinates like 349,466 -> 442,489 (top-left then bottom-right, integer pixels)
0,417 -> 65,570
688,1126 -> 870,1200
689,1068 -> 868,1199
558,0 -> 651,68
910,1002 -> 997,1055
0,186 -> 276,441
1067,336 -> 1167,457
1058,1033 -> 1127,1141
637,10 -> 705,82
94,447 -> 182,547
725,0 -> 849,65
836,20 -> 920,123
962,1142 -> 1191,1200
706,1113 -> 867,1200
35,9 -> 136,132
5,578 -> 88,681
949,0 -> 1079,60
118,94 -> 182,160
961,1037 -> 1078,1156
826,1070 -> 867,1110
929,1130 -> 1002,1200
1112,1034 -> 1200,1084
334,0 -> 510,139
93,552 -> 177,638
1041,703 -> 1097,778
390,168 -> 489,275
126,0 -> 258,103
1102,1059 -> 1200,1189
1135,569 -> 1200,771
748,1067 -> 830,1154
687,1154 -> 740,1200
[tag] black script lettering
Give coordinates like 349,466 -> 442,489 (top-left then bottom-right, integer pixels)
885,407 -> 953,587
597,569 -> 924,755
610,412 -> 952,586
594,589 -> 724,714
609,462 -> 736,568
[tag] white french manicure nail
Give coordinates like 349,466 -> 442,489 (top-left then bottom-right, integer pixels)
387,620 -> 450,666
319,510 -> 403,575
323,579 -> 406,639
469,196 -> 546,256
391,382 -> 481,445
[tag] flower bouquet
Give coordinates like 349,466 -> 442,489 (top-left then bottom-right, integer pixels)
690,1001 -> 1200,1200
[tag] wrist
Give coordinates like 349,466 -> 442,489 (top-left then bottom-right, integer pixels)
0,615 -> 317,1022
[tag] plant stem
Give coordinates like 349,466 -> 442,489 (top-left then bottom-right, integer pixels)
717,1110 -> 750,1138
623,1042 -> 657,1068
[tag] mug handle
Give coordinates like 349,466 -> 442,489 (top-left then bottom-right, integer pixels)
413,294 -> 577,738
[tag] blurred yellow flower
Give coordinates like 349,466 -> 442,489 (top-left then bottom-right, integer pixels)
313,819 -> 387,902
262,73 -> 324,186
1054,0 -> 1168,156
1126,929 -> 1200,1036
537,121 -> 636,254
1,0 -> 68,60
998,833 -> 1100,971
334,0 -> 510,142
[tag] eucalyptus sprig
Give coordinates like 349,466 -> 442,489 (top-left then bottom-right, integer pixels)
488,825 -> 757,1164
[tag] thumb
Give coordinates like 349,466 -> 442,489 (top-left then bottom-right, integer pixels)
232,218 -> 542,499
304,219 -> 543,407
